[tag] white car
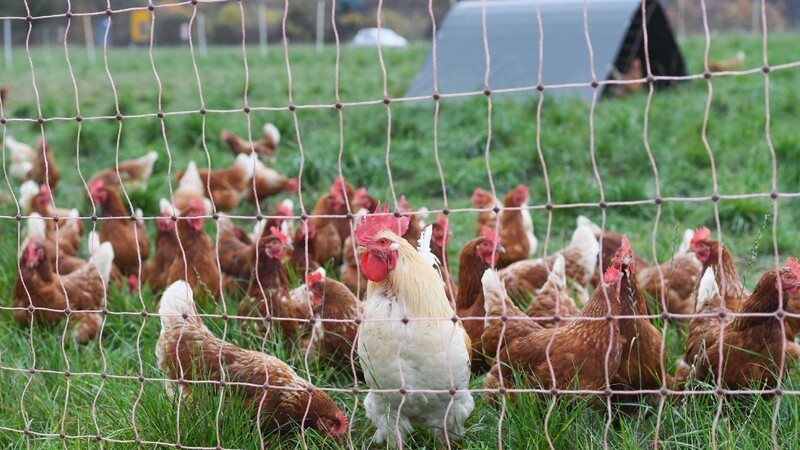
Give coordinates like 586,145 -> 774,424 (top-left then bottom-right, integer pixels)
351,28 -> 408,47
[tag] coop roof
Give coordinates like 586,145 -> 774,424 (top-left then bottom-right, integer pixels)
405,0 -> 685,100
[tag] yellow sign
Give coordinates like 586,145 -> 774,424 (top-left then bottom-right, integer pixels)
131,10 -> 150,43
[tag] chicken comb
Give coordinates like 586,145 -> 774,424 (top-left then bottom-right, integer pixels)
517,184 -> 529,198
38,183 -> 51,198
332,411 -> 348,436
330,176 -> 347,199
276,202 -> 293,217
306,271 -> 324,285
88,178 -> 105,194
188,198 -> 206,214
437,213 -> 448,230
482,226 -> 498,245
354,202 -> 410,246
269,226 -> 288,245
691,227 -> 711,248
619,236 -> 632,259
128,274 -> 140,292
603,265 -> 622,284
354,187 -> 367,200
787,257 -> 800,278
471,188 -> 487,207
398,195 -> 411,212
26,238 -> 37,262
284,178 -> 298,193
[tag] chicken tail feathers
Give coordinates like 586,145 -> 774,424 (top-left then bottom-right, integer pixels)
567,223 -> 601,283
416,224 -> 440,269
180,161 -> 203,191
19,180 -> 39,213
695,267 -> 720,313
137,151 -> 159,181
576,215 -> 602,237
234,153 -> 256,181
263,122 -> 281,145
548,254 -> 566,287
89,241 -> 114,287
678,229 -> 694,255
159,281 -> 201,331
482,268 -> 512,321
27,212 -> 46,240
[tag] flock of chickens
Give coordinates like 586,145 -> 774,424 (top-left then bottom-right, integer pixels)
8,119 -> 800,445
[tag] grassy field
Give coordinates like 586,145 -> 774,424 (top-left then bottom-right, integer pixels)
0,32 -> 799,448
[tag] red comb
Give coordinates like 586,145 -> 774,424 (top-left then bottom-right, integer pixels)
482,226 -> 498,244
188,198 -> 205,214
128,274 -> 140,292
38,183 -> 51,196
306,271 -> 324,285
437,213 -> 448,230
285,178 -> 298,193
269,226 -> 288,245
354,187 -> 367,200
398,195 -> 411,212
691,227 -> 711,248
331,411 -> 348,436
471,188 -> 485,207
354,202 -> 410,246
26,239 -> 37,261
89,178 -> 104,193
517,184 -> 529,198
603,265 -> 622,284
619,236 -> 632,258
788,257 -> 800,278
276,202 -> 292,217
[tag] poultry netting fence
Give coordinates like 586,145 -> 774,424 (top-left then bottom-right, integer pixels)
2,0 -> 800,449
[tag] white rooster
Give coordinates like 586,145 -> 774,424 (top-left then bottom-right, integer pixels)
355,203 -> 474,446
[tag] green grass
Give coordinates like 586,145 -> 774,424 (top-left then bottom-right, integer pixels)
0,32 -> 799,448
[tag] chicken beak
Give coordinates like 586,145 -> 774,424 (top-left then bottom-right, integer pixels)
356,246 -> 367,257
495,244 -> 506,254
283,243 -> 294,252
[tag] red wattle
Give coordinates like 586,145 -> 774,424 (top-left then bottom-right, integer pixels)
361,253 -> 389,282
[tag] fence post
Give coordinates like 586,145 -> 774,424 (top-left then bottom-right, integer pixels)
198,11 -> 208,58
259,0 -> 268,57
83,15 -> 96,65
316,0 -> 324,54
3,19 -> 11,71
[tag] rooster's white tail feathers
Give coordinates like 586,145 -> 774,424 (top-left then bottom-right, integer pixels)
417,225 -> 440,270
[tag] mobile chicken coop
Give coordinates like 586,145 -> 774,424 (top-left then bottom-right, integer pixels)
405,0 -> 686,100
